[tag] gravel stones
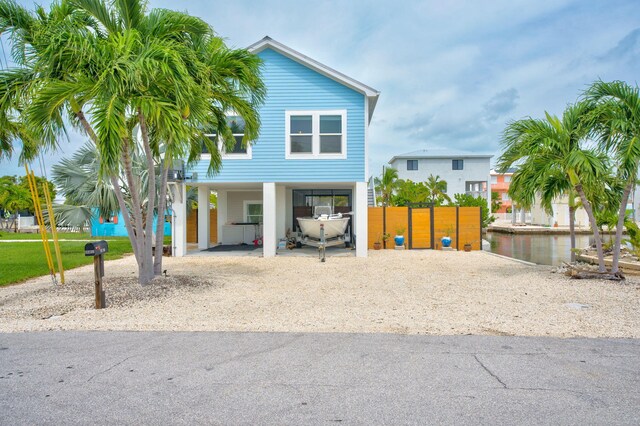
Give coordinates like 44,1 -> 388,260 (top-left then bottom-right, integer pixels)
1,250 -> 639,337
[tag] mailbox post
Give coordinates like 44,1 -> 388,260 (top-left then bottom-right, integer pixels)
85,241 -> 108,309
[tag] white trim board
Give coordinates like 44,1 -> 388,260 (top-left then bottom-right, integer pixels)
284,110 -> 347,160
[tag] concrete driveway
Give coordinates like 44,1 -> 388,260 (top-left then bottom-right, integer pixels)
1,332 -> 639,425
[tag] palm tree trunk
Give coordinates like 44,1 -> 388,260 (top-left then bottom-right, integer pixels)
575,183 -> 606,272
154,159 -> 170,275
138,108 -> 156,283
120,142 -> 147,280
611,179 -> 634,274
568,204 -> 576,263
72,106 -> 151,284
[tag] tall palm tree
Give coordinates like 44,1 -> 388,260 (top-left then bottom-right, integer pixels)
374,167 -> 399,206
50,142 -> 198,233
497,102 -> 609,271
0,0 -> 265,284
425,174 -> 451,205
585,80 -> 640,275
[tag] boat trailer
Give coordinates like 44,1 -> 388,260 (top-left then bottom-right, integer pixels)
300,223 -> 347,262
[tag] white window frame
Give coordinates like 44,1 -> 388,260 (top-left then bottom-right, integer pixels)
285,110 -> 347,160
243,200 -> 263,223
200,133 -> 252,161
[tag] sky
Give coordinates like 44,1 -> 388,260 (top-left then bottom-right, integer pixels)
1,0 -> 639,179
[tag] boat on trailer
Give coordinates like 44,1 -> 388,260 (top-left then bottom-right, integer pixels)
296,207 -> 351,261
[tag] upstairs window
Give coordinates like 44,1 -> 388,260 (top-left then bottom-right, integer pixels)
504,175 -> 511,183
407,160 -> 418,170
203,115 -> 251,159
286,110 -> 347,159
491,175 -> 498,184
290,115 -> 313,153
452,159 -> 464,170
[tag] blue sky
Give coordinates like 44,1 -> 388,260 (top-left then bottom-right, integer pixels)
1,0 -> 639,178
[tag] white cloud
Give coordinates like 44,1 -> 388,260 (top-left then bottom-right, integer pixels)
3,0 -> 640,178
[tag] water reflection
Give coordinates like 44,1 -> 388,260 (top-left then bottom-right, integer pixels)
485,233 -> 593,265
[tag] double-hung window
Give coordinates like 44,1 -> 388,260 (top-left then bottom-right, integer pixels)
202,115 -> 252,160
244,201 -> 263,224
286,110 -> 347,159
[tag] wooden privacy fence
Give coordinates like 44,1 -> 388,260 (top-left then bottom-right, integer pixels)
367,206 -> 482,250
186,208 -> 218,244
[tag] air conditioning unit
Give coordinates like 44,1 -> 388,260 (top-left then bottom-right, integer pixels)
167,169 -> 183,181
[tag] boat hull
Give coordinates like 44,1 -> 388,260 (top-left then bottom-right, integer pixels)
297,217 -> 350,239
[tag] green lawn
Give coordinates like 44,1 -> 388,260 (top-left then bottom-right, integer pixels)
0,232 -> 172,286
0,232 -> 95,240
0,237 -> 136,286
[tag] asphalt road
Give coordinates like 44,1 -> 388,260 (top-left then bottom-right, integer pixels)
1,332 -> 639,425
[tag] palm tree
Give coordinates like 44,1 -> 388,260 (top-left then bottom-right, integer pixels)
585,80 -> 640,275
393,179 -> 426,206
374,167 -> 399,206
0,0 -> 265,284
0,175 -> 32,231
50,142 -> 198,233
425,174 -> 451,205
497,102 -> 609,271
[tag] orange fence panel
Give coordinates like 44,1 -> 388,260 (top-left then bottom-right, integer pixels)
321,205 -> 480,251
187,209 -> 198,243
385,207 -> 409,249
210,209 -> 218,244
410,208 -> 431,249
187,208 -> 218,244
433,207 -> 457,250
368,207 -> 384,249
457,206 -> 481,250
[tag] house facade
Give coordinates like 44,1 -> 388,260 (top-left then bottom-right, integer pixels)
170,37 -> 379,257
490,169 -> 514,214
388,149 -> 492,211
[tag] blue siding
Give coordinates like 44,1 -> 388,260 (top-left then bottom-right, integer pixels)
187,48 -> 366,183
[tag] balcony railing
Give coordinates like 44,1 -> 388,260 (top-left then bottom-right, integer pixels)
465,191 -> 487,199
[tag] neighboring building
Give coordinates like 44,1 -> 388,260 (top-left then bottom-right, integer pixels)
170,36 -> 380,257
528,197 -> 589,228
388,149 -> 492,211
490,168 -> 515,213
91,211 -> 171,237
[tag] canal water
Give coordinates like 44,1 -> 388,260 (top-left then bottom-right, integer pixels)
485,233 -> 593,266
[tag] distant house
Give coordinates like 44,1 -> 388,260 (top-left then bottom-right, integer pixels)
493,169 -> 590,227
91,211 -> 171,238
169,36 -> 380,257
388,149 -> 492,211
490,168 -> 515,213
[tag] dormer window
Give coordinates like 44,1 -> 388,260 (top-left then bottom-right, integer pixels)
286,110 -> 347,159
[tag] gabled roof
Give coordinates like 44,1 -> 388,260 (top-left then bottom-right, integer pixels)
389,149 -> 493,164
247,36 -> 380,122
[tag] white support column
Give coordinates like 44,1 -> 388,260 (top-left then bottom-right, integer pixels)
487,175 -> 492,219
217,190 -> 227,245
275,184 -> 286,242
355,181 -> 368,257
263,182 -> 277,257
172,183 -> 187,257
197,186 -> 210,250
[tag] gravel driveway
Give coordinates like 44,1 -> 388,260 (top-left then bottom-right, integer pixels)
1,250 -> 638,337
